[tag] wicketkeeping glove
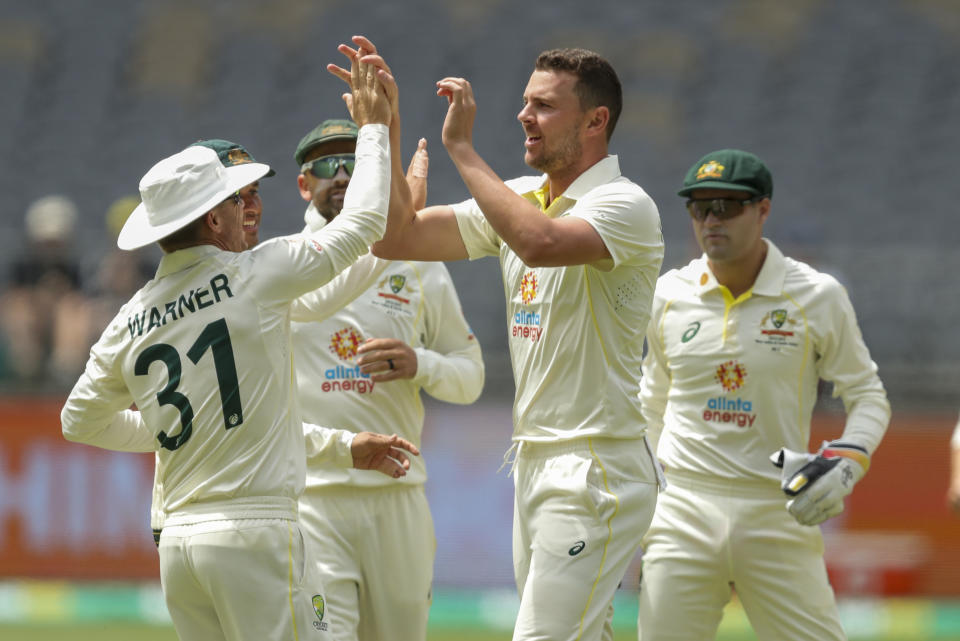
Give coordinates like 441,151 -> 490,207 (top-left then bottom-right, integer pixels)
769,441 -> 870,526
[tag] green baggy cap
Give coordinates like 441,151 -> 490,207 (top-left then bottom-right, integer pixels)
191,139 -> 276,177
678,149 -> 772,198
294,119 -> 358,166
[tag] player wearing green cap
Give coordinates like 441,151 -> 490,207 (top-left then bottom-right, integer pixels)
292,115 -> 484,641
636,149 -> 891,640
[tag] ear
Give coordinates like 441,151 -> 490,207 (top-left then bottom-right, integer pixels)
584,105 -> 609,140
204,208 -> 224,233
296,173 -> 312,203
757,197 -> 772,224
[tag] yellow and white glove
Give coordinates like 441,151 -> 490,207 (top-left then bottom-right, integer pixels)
770,441 -> 870,526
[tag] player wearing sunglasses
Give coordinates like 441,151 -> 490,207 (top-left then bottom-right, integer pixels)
637,149 -> 890,640
291,118 -> 484,641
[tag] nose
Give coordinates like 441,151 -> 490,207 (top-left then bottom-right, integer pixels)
517,103 -> 532,124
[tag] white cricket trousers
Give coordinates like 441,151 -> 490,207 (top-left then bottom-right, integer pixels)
638,472 -> 846,641
159,518 -> 333,641
512,437 -> 659,641
298,483 -> 436,641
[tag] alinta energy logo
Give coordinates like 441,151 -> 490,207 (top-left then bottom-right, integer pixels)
312,594 -> 328,631
520,271 -> 538,304
324,327 -> 375,394
703,360 -> 757,428
513,271 -> 543,343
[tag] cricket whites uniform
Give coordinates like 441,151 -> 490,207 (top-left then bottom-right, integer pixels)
453,155 -> 664,641
293,206 -> 484,641
638,240 -> 890,641
61,124 -> 391,641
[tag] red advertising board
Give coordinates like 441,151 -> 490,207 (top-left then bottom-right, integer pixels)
0,397 -> 158,579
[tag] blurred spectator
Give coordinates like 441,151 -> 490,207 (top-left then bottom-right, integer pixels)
0,195 -> 93,387
948,413 -> 960,513
87,195 -> 156,335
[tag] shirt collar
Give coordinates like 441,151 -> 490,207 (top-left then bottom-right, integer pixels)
521,155 -> 622,211
304,202 -> 327,232
155,245 -> 222,279
693,239 -> 787,297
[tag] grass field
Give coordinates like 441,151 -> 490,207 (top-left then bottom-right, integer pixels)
0,623 -> 763,641
2,584 -> 957,641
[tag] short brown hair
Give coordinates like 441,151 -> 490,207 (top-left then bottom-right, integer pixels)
157,214 -> 207,252
535,48 -> 622,141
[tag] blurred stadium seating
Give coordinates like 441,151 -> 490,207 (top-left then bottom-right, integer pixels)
0,0 -> 957,405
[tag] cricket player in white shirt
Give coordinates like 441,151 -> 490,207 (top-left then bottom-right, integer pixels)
331,37 -> 665,641
637,149 -> 891,640
60,58 -> 413,641
289,117 -> 484,641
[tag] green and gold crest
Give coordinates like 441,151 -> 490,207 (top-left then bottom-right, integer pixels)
312,595 -> 325,621
771,309 -> 788,328
389,274 -> 406,294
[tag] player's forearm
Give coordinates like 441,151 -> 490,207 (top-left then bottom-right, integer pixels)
837,387 -> 891,454
313,124 -> 390,273
446,142 -> 550,264
303,422 -> 355,468
62,403 -> 156,453
414,346 -> 485,404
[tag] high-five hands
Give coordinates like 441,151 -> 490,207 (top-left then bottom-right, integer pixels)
328,35 -> 398,124
435,77 -> 476,152
351,431 -> 420,478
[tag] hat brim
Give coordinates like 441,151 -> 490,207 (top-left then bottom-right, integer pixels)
677,181 -> 762,197
118,162 -> 271,250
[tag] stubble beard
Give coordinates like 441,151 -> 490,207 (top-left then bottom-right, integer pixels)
527,131 -> 583,175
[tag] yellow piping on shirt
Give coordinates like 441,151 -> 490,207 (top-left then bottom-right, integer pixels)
718,286 -> 754,343
288,523 -> 300,641
577,437 -> 620,641
783,292 -> 810,431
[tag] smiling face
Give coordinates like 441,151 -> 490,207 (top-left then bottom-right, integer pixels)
517,70 -> 589,175
688,188 -> 769,265
297,139 -> 357,222
239,181 -> 262,247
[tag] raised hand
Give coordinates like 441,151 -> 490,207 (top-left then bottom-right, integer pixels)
328,35 -> 398,123
436,77 -> 477,152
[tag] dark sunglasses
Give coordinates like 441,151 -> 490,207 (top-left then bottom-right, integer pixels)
301,154 -> 355,179
685,196 -> 764,221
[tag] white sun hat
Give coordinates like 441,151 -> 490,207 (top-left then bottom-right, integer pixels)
118,146 -> 271,250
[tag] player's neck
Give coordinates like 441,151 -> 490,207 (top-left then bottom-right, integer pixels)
708,243 -> 768,299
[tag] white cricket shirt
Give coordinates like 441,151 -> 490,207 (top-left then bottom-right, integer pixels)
453,155 -> 663,442
292,206 -> 484,488
641,240 -> 891,485
61,124 -> 391,524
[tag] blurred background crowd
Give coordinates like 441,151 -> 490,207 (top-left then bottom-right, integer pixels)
0,0 -> 957,409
